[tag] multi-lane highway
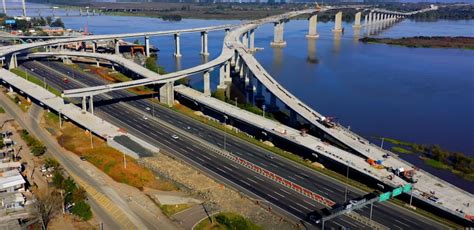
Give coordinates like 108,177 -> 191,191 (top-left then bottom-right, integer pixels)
18,59 -> 446,229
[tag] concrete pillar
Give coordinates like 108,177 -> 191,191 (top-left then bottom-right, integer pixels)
92,41 -> 97,53
218,64 -> 226,89
8,86 -> 13,93
289,108 -> 297,126
306,14 -> 319,39
270,21 -> 286,47
114,39 -> 120,55
364,14 -> 368,26
145,36 -> 150,57
246,73 -> 254,104
225,28 -> 230,36
242,32 -> 249,48
174,33 -> 182,58
332,12 -> 343,33
81,41 -> 86,52
203,70 -> 211,97
200,31 -> 209,56
159,82 -> 174,107
235,55 -> 241,72
368,13 -> 373,25
225,61 -> 231,82
249,29 -> 255,51
353,12 -> 362,28
239,62 -> 245,78
8,54 -> 17,70
89,95 -> 94,115
82,96 -> 87,112
255,80 -> 264,103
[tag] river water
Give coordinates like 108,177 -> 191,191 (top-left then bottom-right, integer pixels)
5,2 -> 474,190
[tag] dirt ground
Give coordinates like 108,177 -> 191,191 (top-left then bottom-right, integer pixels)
140,155 -> 299,230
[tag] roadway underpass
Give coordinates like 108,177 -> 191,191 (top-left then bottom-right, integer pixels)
17,59 -> 446,229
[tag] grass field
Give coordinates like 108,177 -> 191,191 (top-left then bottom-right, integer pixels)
42,112 -> 177,191
159,204 -> 191,217
391,146 -> 413,154
195,212 -> 261,230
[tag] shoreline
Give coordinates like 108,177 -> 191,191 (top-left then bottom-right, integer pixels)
360,36 -> 474,50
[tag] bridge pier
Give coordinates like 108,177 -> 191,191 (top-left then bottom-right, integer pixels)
203,70 -> 211,97
8,54 -> 17,70
368,12 -> 373,25
82,96 -> 87,113
268,94 -> 278,112
249,29 -> 255,51
89,95 -> 94,115
218,64 -> 226,89
114,39 -> 120,55
201,31 -> 209,56
270,21 -> 286,48
353,12 -> 362,28
224,61 -> 231,83
174,33 -> 182,58
288,108 -> 297,126
255,80 -> 264,105
332,12 -> 343,33
92,41 -> 97,53
246,74 -> 255,104
306,14 -> 319,39
159,82 -> 174,107
145,36 -> 150,57
242,32 -> 249,49
364,14 -> 368,27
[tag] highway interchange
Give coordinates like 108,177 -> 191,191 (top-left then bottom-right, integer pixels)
18,59 -> 446,229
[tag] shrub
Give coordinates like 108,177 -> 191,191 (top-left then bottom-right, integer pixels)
71,200 -> 92,221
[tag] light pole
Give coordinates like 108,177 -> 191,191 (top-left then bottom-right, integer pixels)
262,104 -> 266,118
380,137 -> 385,149
152,83 -> 155,117
234,97 -> 238,107
344,160 -> 350,202
223,114 -> 228,151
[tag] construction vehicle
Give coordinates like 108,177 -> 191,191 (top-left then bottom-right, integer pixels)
393,167 -> 418,183
367,158 -> 384,169
319,116 -> 336,128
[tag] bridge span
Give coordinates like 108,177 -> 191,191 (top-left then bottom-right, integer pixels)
2,3 -> 471,226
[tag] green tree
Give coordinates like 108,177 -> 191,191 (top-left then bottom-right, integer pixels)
50,18 -> 64,28
52,171 -> 64,188
71,200 -> 92,221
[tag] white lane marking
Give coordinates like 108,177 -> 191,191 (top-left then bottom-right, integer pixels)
279,188 -> 291,195
194,156 -> 205,163
254,176 -> 264,182
247,177 -> 257,184
234,151 -> 243,156
295,174 -> 305,180
300,173 -> 309,178
230,164 -> 239,169
295,202 -> 311,211
240,180 -> 251,186
223,165 -> 233,172
274,191 -> 285,198
288,205 -> 304,215
267,194 -> 278,201
303,200 -> 316,207
393,224 -> 403,230
202,155 -> 211,161
288,175 -> 297,181
394,219 -> 410,227
185,146 -> 194,151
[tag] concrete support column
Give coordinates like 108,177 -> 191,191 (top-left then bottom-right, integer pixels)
8,86 -> 13,93
268,93 -> 278,112
114,39 -> 120,55
332,12 -> 343,33
353,12 -> 362,28
224,61 -> 231,82
235,55 -> 241,72
89,95 -> 94,115
270,21 -> 286,47
239,62 -> 245,78
225,28 -> 230,36
249,29 -> 255,51
368,13 -> 373,25
81,41 -> 86,52
218,64 -> 226,89
364,14 -> 368,26
289,109 -> 297,126
203,70 -> 211,97
92,41 -> 97,53
200,31 -> 209,56
159,82 -> 174,107
242,32 -> 249,48
82,96 -> 87,112
174,33 -> 182,58
306,14 -> 319,38
255,80 -> 264,104
246,73 -> 254,104
145,36 -> 150,57
8,54 -> 17,70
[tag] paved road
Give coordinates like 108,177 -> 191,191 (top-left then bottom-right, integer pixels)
21,60 -> 448,229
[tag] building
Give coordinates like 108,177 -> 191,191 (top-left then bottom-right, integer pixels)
0,170 -> 26,193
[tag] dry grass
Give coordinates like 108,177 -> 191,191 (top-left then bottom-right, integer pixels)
42,112 -> 177,191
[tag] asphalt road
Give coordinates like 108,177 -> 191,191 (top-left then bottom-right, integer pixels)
21,60 -> 446,229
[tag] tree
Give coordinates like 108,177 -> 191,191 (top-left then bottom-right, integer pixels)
52,171 -> 64,188
72,187 -> 87,203
46,16 -> 52,26
32,189 -> 62,229
71,200 -> 92,221
50,18 -> 64,28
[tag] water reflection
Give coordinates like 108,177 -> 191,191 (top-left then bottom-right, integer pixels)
307,38 -> 318,64
272,47 -> 283,69
332,32 -> 342,54
353,28 -> 361,42
175,56 -> 182,71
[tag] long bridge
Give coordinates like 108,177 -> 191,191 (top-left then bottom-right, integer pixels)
1,4 -> 472,228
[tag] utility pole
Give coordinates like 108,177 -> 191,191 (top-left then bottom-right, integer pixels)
380,137 -> 385,149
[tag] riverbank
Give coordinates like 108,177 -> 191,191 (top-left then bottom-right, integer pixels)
360,36 -> 474,50
382,137 -> 474,182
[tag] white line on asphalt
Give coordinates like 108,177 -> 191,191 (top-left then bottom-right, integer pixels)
295,202 -> 310,211
288,205 -> 304,215
295,174 -> 305,180
240,180 -> 251,186
303,200 -> 316,207
247,177 -> 257,184
288,175 -> 297,181
254,176 -> 264,182
274,191 -> 285,198
185,146 -> 193,151
394,219 -> 410,227
267,194 -> 278,201
223,165 -> 233,172
279,188 -> 291,195
201,155 -> 211,161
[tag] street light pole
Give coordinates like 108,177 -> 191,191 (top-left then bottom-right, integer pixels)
223,114 -> 228,151
380,137 -> 385,149
262,104 -> 266,118
344,161 -> 350,202
152,83 -> 155,117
